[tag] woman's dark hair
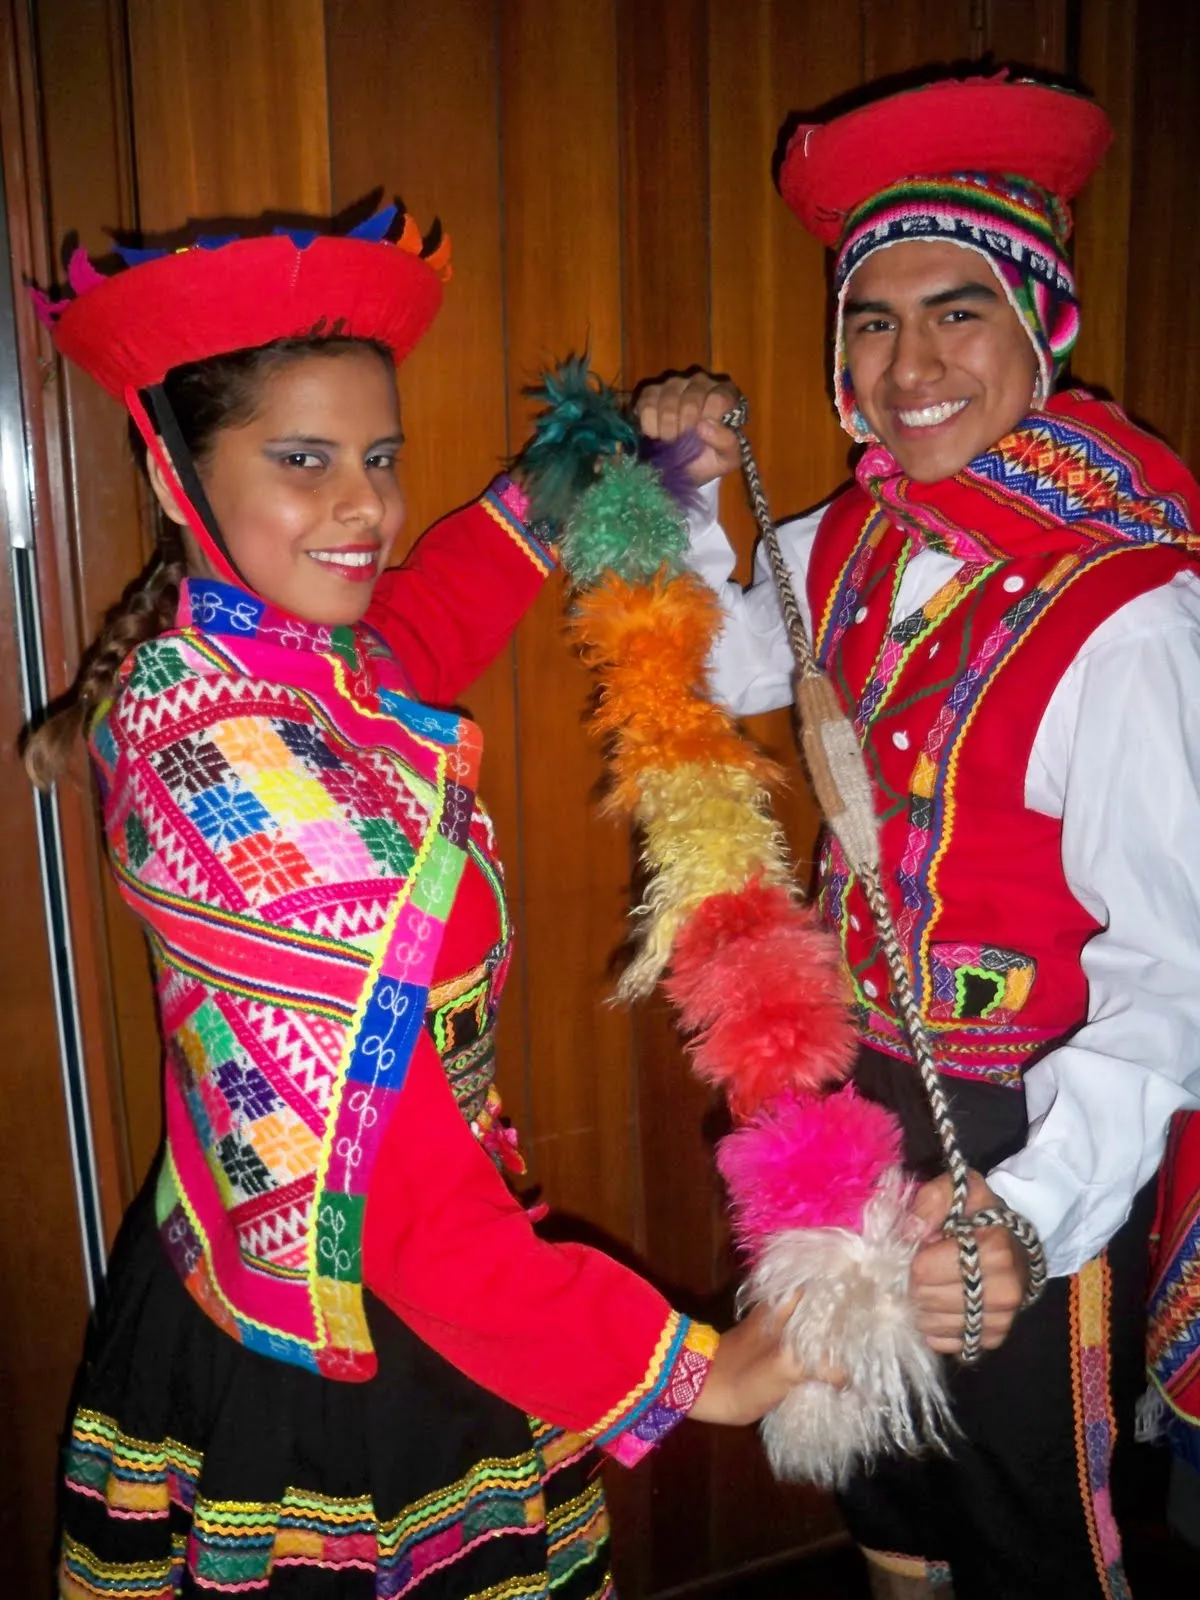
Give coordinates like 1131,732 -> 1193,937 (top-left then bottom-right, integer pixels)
25,334 -> 393,788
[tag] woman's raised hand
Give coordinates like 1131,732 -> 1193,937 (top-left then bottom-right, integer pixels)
634,371 -> 743,487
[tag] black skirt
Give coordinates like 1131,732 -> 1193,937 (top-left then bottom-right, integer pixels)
58,1173 -> 613,1598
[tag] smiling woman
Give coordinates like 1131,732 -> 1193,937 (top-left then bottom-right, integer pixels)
145,341 -> 407,624
23,213 -> 834,1600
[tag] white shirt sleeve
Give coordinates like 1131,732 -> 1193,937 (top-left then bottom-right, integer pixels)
987,570 -> 1200,1276
685,482 -> 826,717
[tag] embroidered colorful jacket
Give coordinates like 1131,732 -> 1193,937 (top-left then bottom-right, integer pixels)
806,393 -> 1200,1085
90,477 -> 714,1459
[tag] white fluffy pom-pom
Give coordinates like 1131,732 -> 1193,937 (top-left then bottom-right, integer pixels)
745,1170 -> 954,1489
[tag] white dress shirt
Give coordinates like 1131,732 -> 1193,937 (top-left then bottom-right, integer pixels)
687,483 -> 1200,1276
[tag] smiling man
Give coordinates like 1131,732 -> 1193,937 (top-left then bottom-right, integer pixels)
639,76 -> 1200,1599
840,244 -> 1039,482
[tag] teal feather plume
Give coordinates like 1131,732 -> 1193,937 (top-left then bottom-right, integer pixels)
517,357 -> 638,530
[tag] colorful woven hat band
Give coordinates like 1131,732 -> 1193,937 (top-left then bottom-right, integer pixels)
832,174 -> 1081,443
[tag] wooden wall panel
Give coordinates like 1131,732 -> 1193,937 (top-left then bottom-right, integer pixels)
1071,0 -> 1136,404
1123,0 -> 1200,474
35,0 -> 163,1191
126,0 -> 330,227
7,0 -> 134,1247
619,0 -> 711,386
984,0 -> 1067,66
862,0 -> 977,80
610,14 -> 721,1590
704,3 -> 866,1573
708,0 -> 862,877
617,0 -> 721,1302
499,0 -> 640,1246
0,334 -> 91,1589
1,2 -> 108,1588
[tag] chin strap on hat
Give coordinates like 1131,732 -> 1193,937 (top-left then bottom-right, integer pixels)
124,382 -> 244,588
721,394 -> 1047,1363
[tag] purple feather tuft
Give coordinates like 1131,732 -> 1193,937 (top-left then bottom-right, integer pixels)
639,430 -> 708,514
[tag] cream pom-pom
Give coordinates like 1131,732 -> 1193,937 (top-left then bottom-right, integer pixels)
745,1172 -> 954,1489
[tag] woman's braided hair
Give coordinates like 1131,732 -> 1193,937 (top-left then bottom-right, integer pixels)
22,529 -> 190,790
24,333 -> 389,789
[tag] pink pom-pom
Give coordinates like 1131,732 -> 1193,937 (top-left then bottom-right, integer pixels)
665,881 -> 856,1116
717,1085 -> 903,1256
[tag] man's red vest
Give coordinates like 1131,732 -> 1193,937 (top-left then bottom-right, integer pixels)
807,486 -> 1191,1086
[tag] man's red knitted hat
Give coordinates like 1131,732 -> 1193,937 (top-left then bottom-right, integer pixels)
778,75 -> 1111,247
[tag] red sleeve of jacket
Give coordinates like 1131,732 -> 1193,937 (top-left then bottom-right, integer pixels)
362,1034 -> 718,1463
365,475 -> 555,705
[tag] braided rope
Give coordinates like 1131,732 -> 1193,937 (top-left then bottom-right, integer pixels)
721,397 -> 1046,1361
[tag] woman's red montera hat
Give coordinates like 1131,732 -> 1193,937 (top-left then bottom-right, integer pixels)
37,205 -> 450,398
33,204 -> 450,588
778,75 -> 1112,246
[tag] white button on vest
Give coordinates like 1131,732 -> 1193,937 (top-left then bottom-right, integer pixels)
863,978 -> 879,998
1003,575 -> 1025,593
892,730 -> 910,750
929,641 -> 941,658
854,605 -> 869,623
849,913 -> 861,932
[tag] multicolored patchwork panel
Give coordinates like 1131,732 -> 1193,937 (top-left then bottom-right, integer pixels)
928,943 -> 1036,1024
92,579 -> 503,1379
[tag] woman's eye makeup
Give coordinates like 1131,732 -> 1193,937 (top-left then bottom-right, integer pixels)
267,446 -> 328,470
263,437 -> 402,472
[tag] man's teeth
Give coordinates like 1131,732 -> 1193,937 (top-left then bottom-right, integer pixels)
308,550 -> 376,568
896,399 -> 970,428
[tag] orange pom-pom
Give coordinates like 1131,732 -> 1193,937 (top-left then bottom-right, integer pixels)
573,572 -> 775,806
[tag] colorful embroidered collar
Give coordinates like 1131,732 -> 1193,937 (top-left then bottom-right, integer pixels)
856,390 -> 1200,565
179,578 -> 392,669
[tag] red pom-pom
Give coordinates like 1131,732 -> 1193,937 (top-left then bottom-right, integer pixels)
716,1085 -> 903,1256
665,881 -> 856,1117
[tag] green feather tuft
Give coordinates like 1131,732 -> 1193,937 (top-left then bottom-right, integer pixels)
560,456 -> 688,587
516,357 -> 638,529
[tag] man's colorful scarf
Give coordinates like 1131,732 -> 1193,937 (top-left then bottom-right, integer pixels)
833,172 -> 1080,439
852,387 -> 1200,566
